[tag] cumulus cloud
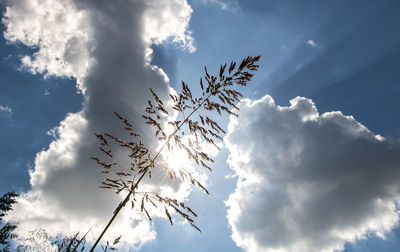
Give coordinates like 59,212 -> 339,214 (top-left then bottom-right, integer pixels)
143,0 -> 195,53
0,104 -> 13,118
3,0 -> 195,247
3,0 -> 92,90
225,95 -> 400,252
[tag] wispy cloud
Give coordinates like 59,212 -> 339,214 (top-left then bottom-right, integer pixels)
197,0 -> 238,11
0,105 -> 13,118
3,54 -> 12,60
225,95 -> 400,252
307,39 -> 317,47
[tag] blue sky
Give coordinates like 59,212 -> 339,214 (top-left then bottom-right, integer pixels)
1,0 -> 400,251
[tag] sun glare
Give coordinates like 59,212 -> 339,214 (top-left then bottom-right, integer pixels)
164,143 -> 192,173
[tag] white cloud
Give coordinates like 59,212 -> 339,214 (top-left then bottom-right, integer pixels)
196,0 -> 238,11
225,95 -> 400,252
0,104 -> 13,117
3,0 -> 196,248
307,39 -> 317,47
143,0 -> 195,53
3,0 -> 92,91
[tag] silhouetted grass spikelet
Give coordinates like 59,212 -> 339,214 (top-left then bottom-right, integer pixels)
89,56 -> 260,250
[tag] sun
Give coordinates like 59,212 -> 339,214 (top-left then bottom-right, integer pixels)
163,142 -> 192,174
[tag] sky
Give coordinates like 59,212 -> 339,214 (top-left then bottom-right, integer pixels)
1,0 -> 400,251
